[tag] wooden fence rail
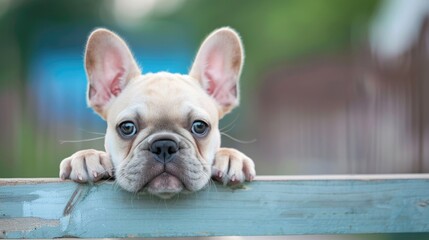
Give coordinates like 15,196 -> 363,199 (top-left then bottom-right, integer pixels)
1,175 -> 429,238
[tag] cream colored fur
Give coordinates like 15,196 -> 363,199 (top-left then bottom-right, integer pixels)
59,27 -> 255,199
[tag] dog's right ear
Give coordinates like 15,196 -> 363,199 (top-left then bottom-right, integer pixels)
84,28 -> 141,119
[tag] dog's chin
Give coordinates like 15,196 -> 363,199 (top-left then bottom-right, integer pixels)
146,172 -> 184,199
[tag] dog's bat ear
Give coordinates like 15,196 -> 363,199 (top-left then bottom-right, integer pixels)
189,27 -> 244,118
84,28 -> 141,119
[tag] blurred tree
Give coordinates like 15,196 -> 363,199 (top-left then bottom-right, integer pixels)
0,0 -> 108,87
158,0 -> 380,90
0,0 -> 109,177
0,0 -> 380,177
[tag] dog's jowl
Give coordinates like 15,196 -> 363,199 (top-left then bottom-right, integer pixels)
59,27 -> 256,199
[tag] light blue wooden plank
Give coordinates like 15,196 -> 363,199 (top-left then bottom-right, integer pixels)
1,175 -> 429,238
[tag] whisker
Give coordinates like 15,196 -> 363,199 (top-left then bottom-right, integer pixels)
199,165 -> 217,194
220,114 -> 240,131
60,136 -> 105,144
220,132 -> 257,144
78,128 -> 106,135
207,176 -> 218,194
220,124 -> 236,134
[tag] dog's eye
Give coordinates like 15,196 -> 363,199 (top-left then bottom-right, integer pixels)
191,120 -> 209,137
118,121 -> 138,138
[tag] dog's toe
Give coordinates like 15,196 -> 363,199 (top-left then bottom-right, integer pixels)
212,148 -> 256,185
59,149 -> 112,183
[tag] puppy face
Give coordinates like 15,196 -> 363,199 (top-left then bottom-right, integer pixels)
84,28 -> 243,198
106,73 -> 221,198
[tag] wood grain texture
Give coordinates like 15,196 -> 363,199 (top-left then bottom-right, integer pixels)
1,175 -> 429,238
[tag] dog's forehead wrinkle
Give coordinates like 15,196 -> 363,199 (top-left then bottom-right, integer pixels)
115,72 -> 219,124
115,104 -> 145,122
186,104 -> 212,122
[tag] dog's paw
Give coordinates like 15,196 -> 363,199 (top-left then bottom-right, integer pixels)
59,149 -> 113,183
212,148 -> 256,185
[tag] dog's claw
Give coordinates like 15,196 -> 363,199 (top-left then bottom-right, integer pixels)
212,148 -> 256,186
59,149 -> 113,183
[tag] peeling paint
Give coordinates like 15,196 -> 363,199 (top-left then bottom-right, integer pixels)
418,200 -> 429,208
0,194 -> 39,203
0,179 -> 62,186
0,217 -> 60,232
63,185 -> 90,216
1,178 -> 429,238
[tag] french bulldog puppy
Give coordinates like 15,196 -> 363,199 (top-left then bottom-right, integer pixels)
59,27 -> 256,199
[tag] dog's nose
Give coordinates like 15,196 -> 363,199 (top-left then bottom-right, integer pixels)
150,139 -> 179,163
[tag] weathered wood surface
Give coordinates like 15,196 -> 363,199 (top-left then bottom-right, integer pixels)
1,175 -> 429,238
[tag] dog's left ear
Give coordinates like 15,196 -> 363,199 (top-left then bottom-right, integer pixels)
189,27 -> 244,118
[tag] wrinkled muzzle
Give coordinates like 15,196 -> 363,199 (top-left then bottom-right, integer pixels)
115,133 -> 211,199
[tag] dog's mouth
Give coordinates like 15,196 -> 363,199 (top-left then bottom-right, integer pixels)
144,172 -> 185,199
116,138 -> 211,199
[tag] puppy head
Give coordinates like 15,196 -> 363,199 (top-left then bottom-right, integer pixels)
84,27 -> 244,198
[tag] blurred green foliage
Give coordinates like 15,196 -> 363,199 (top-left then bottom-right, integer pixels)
2,2 -> 429,239
0,0 -> 379,88
0,0 -> 103,87
0,0 -> 380,175
156,0 -> 379,90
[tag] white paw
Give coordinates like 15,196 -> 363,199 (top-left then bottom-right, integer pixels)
59,149 -> 113,183
212,148 -> 256,185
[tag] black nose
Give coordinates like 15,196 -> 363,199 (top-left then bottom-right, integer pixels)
150,139 -> 179,163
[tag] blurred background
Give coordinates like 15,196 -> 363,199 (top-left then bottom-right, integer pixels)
2,0 -> 429,177
1,0 -> 429,239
